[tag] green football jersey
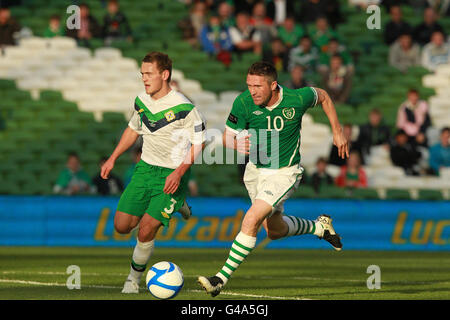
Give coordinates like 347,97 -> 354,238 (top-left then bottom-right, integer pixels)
225,86 -> 318,169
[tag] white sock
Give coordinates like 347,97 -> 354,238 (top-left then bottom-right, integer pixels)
283,215 -> 324,237
128,239 -> 154,283
216,231 -> 256,285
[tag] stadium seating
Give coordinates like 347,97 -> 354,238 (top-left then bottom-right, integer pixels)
0,1 -> 448,200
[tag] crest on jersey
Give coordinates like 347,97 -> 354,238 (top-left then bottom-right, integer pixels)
282,107 -> 295,120
164,110 -> 176,122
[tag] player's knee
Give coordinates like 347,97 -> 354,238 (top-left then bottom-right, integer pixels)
137,224 -> 157,242
114,221 -> 132,234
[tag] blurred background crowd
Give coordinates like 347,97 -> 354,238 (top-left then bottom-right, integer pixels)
0,0 -> 449,199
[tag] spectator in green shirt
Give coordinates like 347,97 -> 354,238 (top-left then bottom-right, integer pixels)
53,152 -> 95,195
43,15 -> 64,38
318,38 -> 354,75
277,15 -> 305,50
309,16 -> 340,53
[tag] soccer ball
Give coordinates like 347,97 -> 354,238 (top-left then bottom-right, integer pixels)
145,261 -> 184,299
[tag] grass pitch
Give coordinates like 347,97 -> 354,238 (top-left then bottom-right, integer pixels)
0,247 -> 448,300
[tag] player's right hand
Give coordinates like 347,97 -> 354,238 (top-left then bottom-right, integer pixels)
236,134 -> 251,155
101,158 -> 115,179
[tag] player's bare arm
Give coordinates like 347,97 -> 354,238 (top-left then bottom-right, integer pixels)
313,87 -> 349,159
222,128 -> 251,155
163,143 -> 205,194
101,127 -> 139,179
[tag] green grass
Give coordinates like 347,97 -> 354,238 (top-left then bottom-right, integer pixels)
0,247 -> 448,300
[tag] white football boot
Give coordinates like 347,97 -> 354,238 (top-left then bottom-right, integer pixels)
316,214 -> 343,251
121,278 -> 139,293
178,200 -> 192,220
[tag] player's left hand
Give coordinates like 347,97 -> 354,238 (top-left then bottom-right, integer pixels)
164,171 -> 182,194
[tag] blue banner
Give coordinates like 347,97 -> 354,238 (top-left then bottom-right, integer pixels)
0,196 -> 449,250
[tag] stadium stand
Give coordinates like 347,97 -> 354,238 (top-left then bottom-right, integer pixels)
0,0 -> 449,200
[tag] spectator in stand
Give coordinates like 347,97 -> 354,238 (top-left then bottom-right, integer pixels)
390,129 -> 422,175
92,156 -> 124,195
249,1 -> 276,44
383,5 -> 412,45
283,65 -> 311,89
190,1 -> 208,39
413,7 -> 445,46
266,0 -> 297,26
263,37 -> 288,72
178,1 -> 207,47
102,0 -> 132,46
396,88 -> 431,147
429,127 -> 450,175
66,3 -> 101,47
53,152 -> 95,195
218,1 -> 235,27
389,32 -> 421,73
356,108 -> 391,159
309,16 -> 340,53
310,157 -> 334,193
288,35 -> 319,75
329,124 -> 363,166
298,0 -> 328,25
335,151 -> 368,188
322,54 -> 353,104
421,31 -> 450,71
124,147 -> 142,186
229,11 -> 262,55
200,15 -> 233,67
44,15 -> 64,38
277,15 -> 305,51
0,7 -> 21,46
318,38 -> 354,75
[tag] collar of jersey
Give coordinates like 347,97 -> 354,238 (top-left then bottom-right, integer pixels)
264,85 -> 283,111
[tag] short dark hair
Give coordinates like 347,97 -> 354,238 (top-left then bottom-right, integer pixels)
370,108 -> 382,115
395,129 -> 407,137
142,51 -> 172,82
441,127 -> 450,134
67,151 -> 79,159
248,61 -> 277,83
316,157 -> 327,164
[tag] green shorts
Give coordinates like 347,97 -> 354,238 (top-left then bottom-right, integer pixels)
117,160 -> 190,227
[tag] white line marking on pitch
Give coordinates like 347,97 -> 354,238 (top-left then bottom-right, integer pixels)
0,278 -> 311,300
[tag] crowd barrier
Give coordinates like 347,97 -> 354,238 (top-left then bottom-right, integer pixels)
0,196 -> 449,251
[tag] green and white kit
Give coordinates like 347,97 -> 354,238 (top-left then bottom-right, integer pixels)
226,85 -> 318,212
117,89 -> 206,226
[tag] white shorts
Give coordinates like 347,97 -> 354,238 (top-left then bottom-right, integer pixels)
243,161 -> 304,215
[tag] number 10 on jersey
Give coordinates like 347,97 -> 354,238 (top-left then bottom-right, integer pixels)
266,116 -> 284,131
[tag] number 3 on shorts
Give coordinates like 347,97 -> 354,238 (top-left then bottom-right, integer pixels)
162,198 -> 177,218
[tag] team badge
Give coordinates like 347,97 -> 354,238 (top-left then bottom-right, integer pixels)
282,107 -> 295,120
164,110 -> 176,122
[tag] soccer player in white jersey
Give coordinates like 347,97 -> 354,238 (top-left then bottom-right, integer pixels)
198,61 -> 349,297
101,52 -> 206,293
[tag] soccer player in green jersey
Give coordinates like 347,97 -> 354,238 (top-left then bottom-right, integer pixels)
198,61 -> 349,297
101,52 -> 206,293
